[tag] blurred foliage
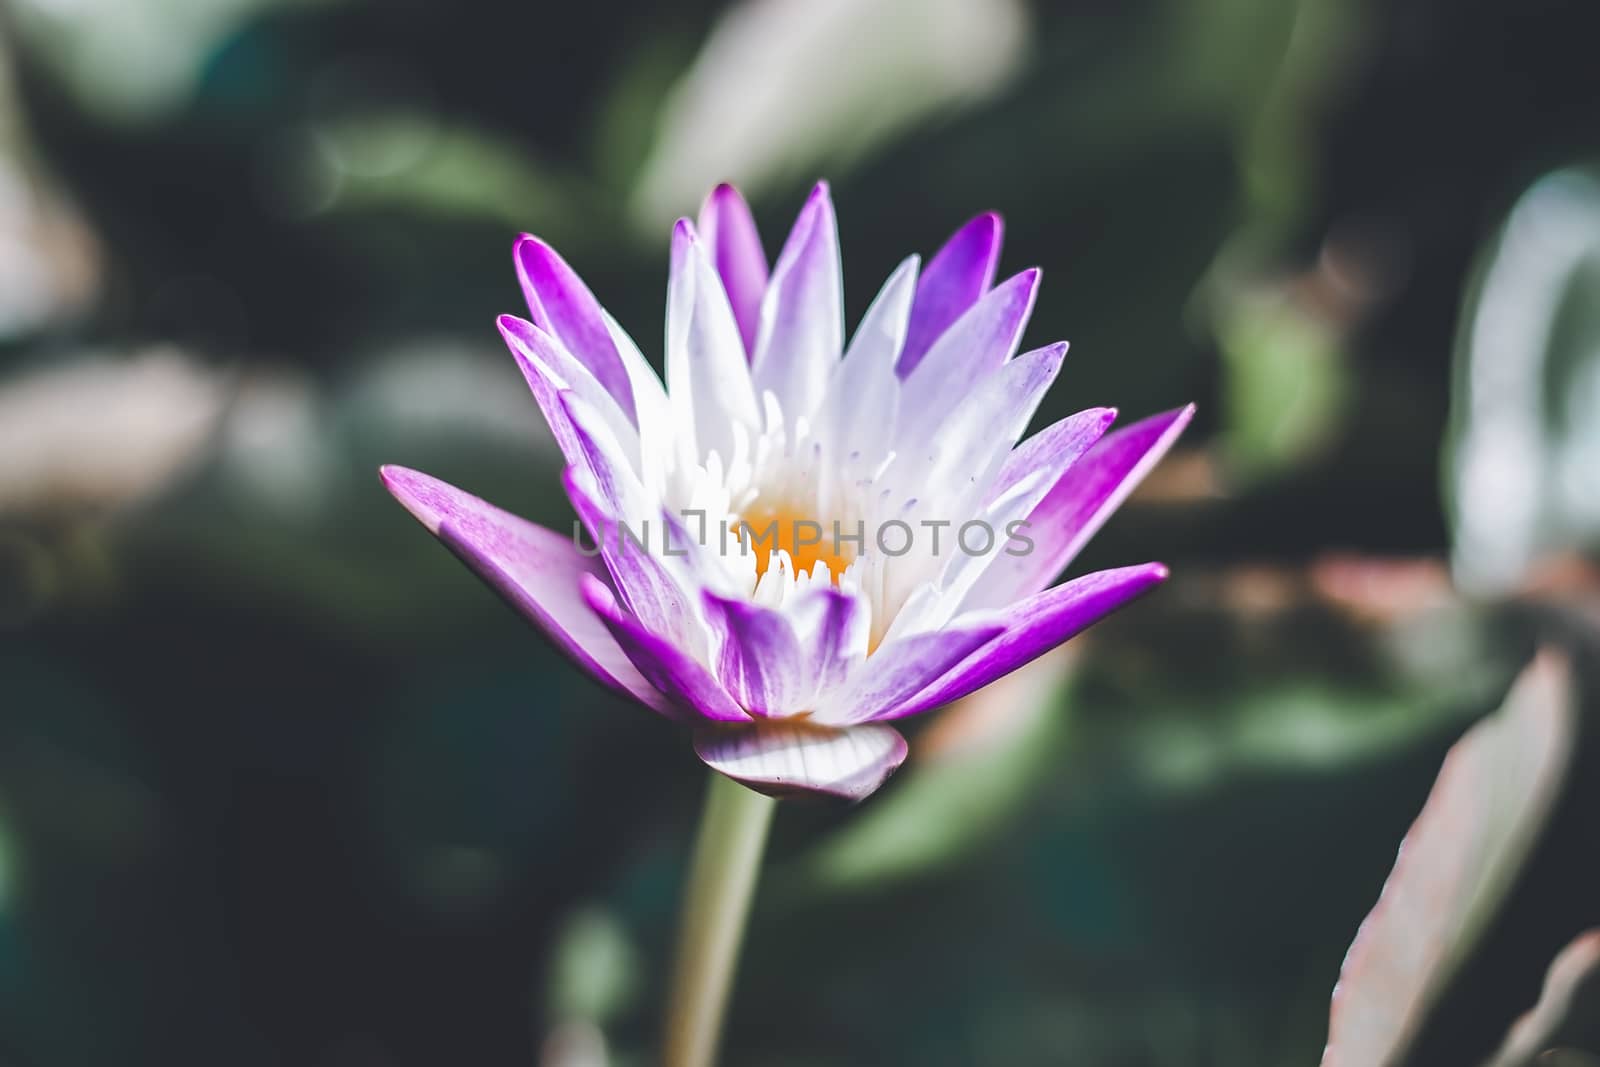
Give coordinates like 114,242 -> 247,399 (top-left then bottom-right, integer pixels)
1447,168 -> 1600,596
2,0 -> 1600,1065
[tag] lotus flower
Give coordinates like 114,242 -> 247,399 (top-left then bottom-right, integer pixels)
381,182 -> 1191,801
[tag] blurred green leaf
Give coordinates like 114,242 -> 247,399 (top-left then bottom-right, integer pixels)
546,906 -> 642,1025
787,650 -> 1074,895
1216,288 -> 1349,480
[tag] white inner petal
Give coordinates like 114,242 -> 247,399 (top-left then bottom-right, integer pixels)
626,246 -> 1038,660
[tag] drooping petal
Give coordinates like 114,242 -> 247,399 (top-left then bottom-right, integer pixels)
667,220 -> 761,463
815,619 -> 1007,726
379,465 -> 671,715
887,563 -> 1169,721
895,268 -> 1040,434
963,404 -> 1195,611
703,592 -> 807,717
751,181 -> 843,423
694,721 -> 908,801
514,235 -> 634,421
697,183 -> 768,357
581,575 -> 749,723
898,212 -> 1003,376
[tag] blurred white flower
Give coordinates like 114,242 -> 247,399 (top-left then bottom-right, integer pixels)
1448,168 -> 1600,594
0,46 -> 100,338
630,0 -> 1028,227
0,349 -> 227,516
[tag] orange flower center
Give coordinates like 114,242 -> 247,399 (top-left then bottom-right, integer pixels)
736,505 -> 854,584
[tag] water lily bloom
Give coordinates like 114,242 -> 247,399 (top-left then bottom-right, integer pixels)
382,182 -> 1191,801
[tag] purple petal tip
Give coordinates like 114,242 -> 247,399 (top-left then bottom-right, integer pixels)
798,181 -> 834,223
496,312 -> 531,337
378,464 -> 441,532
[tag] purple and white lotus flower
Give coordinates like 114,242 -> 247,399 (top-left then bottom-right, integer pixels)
382,182 -> 1191,802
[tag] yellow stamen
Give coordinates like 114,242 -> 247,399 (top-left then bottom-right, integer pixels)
737,505 -> 853,584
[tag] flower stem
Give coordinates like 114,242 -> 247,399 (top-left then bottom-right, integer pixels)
663,771 -> 777,1067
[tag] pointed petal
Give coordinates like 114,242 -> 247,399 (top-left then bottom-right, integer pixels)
599,310 -> 675,496
898,212 -> 1003,376
891,341 -> 1068,511
925,406 -> 1119,616
667,220 -> 761,462
823,255 -> 918,477
697,183 -> 768,357
703,592 -> 807,717
379,465 -> 671,715
501,315 -> 638,473
751,182 -> 843,422
562,465 -> 687,625
694,721 -> 907,801
964,404 -> 1195,611
581,575 -> 748,723
558,391 -> 656,528
816,619 -> 1007,726
986,406 -> 1119,508
560,395 -> 709,656
895,268 -> 1040,433
514,235 -> 634,421
888,563 -> 1168,721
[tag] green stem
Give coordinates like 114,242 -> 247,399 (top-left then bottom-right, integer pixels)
662,772 -> 777,1067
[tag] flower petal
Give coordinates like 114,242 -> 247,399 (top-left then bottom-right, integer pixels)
501,315 -> 638,473
787,584 -> 870,704
694,721 -> 908,801
599,309 -> 676,497
898,212 -> 1003,376
821,255 -> 918,481
895,268 -> 1040,434
566,463 -> 710,659
379,465 -> 671,715
697,183 -> 768,358
751,181 -> 843,423
514,235 -> 634,422
986,406 -> 1119,508
702,592 -> 807,717
886,563 -> 1169,721
815,619 -> 1007,725
667,220 -> 761,463
922,406 -> 1120,620
581,574 -> 748,723
890,340 -> 1068,519
963,404 -> 1195,611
